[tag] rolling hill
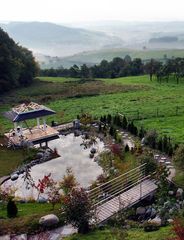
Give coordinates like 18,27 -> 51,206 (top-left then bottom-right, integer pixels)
36,48 -> 184,68
0,22 -> 123,57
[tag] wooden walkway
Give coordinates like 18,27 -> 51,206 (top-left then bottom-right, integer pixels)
53,122 -> 73,131
95,179 -> 157,223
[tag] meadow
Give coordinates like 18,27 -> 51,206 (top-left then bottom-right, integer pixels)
1,75 -> 184,144
64,226 -> 175,240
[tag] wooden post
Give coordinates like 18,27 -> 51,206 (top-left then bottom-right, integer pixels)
156,108 -> 159,117
176,106 -> 178,116
43,118 -> 46,131
14,122 -> 18,134
37,118 -> 40,128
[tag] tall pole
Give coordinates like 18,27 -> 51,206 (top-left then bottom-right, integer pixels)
43,118 -> 46,131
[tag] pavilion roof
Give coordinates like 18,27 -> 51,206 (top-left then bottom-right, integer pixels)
3,102 -> 55,122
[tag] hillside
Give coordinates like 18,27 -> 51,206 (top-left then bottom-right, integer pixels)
0,27 -> 38,93
0,22 -> 123,57
37,48 -> 184,68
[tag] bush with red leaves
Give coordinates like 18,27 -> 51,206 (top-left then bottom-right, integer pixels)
168,219 -> 184,240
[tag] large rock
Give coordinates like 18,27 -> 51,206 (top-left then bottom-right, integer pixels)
11,173 -> 19,181
37,196 -> 47,203
150,208 -> 157,219
148,216 -> 162,226
0,236 -> 10,240
90,148 -> 96,154
36,152 -> 44,158
176,188 -> 183,199
12,234 -> 27,240
39,214 -> 59,227
168,219 -> 174,224
136,207 -> 146,215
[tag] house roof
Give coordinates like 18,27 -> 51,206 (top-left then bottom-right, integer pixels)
3,102 -> 55,122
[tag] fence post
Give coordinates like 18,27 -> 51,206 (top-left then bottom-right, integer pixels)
156,108 -> 159,117
176,106 -> 178,116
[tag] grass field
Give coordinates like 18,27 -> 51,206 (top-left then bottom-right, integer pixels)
64,226 -> 175,240
1,75 -> 184,144
0,202 -> 62,235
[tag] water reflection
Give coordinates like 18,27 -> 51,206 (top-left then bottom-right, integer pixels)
4,134 -> 104,199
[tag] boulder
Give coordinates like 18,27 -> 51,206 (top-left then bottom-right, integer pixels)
150,208 -> 157,219
148,216 -> 162,226
36,152 -> 44,158
39,214 -> 59,227
176,188 -> 183,198
168,219 -> 174,224
12,234 -> 27,240
90,148 -> 97,154
0,235 -> 10,240
144,207 -> 152,219
10,173 -> 19,181
37,197 -> 47,203
136,207 -> 146,215
168,191 -> 174,196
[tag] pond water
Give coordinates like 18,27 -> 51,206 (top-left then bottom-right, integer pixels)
3,134 -> 104,200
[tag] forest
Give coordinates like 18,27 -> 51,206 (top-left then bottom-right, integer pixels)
0,28 -> 39,94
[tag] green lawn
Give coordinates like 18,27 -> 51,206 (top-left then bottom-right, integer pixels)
0,202 -> 63,235
0,146 -> 25,177
2,75 -> 184,144
64,226 -> 175,240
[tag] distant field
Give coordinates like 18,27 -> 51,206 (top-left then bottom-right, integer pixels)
54,48 -> 184,67
1,75 -> 184,144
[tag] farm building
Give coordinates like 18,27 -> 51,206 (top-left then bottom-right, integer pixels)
3,102 -> 59,147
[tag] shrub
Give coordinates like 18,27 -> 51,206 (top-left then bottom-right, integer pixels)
62,188 -> 92,234
143,222 -> 160,232
7,199 -> 18,218
125,144 -> 130,152
168,218 -> 184,240
173,144 -> 184,170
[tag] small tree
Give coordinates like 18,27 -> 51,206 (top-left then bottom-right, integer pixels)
7,199 -> 17,218
60,168 -> 78,195
125,144 -> 129,152
109,126 -> 115,136
139,126 -> 145,139
167,218 -> 184,240
107,114 -> 112,124
173,144 -> 184,170
144,130 -> 158,149
62,188 -> 92,234
122,116 -> 128,129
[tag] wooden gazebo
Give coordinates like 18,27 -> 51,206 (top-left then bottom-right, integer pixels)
3,102 -> 59,147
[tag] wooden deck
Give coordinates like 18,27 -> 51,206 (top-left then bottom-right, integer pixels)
95,179 -> 158,223
53,122 -> 73,131
5,125 -> 59,145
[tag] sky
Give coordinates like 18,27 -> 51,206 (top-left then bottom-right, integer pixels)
1,0 -> 184,23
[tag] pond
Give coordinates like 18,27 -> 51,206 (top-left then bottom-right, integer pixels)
3,134 -> 104,200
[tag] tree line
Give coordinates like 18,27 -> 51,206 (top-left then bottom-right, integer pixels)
40,56 -> 184,83
0,28 -> 39,93
99,113 -> 176,156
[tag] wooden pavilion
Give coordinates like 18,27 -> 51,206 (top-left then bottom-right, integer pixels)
3,102 -> 59,147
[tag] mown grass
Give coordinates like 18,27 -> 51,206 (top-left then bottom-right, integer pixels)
0,202 -> 62,235
64,226 -> 175,240
0,146 -> 25,177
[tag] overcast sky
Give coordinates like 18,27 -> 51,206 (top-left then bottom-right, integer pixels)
1,0 -> 184,23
